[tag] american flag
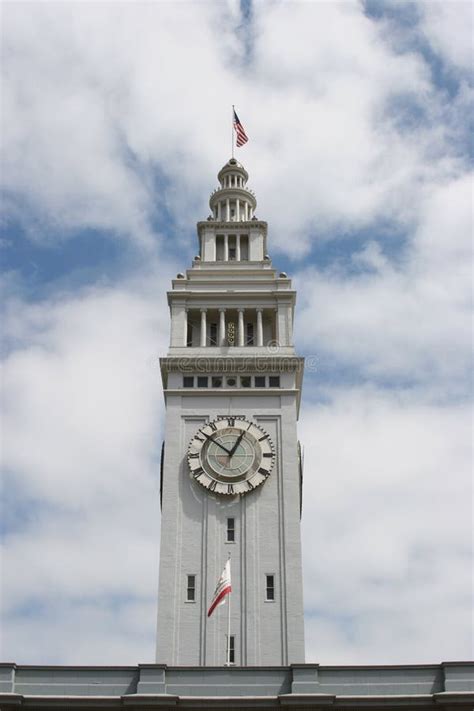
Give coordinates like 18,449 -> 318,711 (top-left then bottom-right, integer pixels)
233,109 -> 249,147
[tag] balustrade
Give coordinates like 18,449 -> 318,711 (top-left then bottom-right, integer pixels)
182,308 -> 279,348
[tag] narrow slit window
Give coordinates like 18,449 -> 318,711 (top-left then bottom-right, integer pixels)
186,323 -> 193,347
246,322 -> 254,346
228,635 -> 235,664
210,323 -> 218,346
187,575 -> 196,602
266,574 -> 275,601
226,517 -> 235,542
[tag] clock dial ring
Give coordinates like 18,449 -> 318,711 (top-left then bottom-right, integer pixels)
187,417 -> 275,496
205,427 -> 258,480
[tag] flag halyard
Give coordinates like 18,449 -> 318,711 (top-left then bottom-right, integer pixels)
207,559 -> 232,617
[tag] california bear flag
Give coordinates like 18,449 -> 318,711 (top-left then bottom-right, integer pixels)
207,560 -> 232,617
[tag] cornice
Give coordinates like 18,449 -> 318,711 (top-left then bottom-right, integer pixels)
160,355 -> 304,372
167,291 -> 297,303
197,220 -> 268,233
209,186 -> 257,208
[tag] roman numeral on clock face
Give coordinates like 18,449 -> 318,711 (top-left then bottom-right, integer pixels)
258,434 -> 269,441
207,422 -> 217,432
263,452 -> 273,457
258,467 -> 270,477
188,452 -> 199,459
193,468 -> 204,479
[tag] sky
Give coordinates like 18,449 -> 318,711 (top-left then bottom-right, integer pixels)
1,0 -> 472,665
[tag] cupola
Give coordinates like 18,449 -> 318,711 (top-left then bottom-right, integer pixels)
209,158 -> 257,222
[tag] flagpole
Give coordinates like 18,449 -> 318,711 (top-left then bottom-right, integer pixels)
231,105 -> 235,159
226,552 -> 231,666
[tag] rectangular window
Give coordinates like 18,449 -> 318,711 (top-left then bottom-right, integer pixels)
240,235 -> 249,261
228,635 -> 235,664
212,376 -> 223,388
269,376 -> 280,388
265,574 -> 275,601
229,247 -> 236,260
246,322 -> 254,346
241,376 -> 251,388
197,376 -> 208,388
255,376 -> 266,388
216,235 -> 225,261
187,575 -> 196,602
226,518 -> 235,542
183,376 -> 194,388
210,323 -> 218,346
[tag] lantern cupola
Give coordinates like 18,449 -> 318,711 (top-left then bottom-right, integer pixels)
209,158 -> 257,222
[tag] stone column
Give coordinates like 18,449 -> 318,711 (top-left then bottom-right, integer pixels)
236,234 -> 241,261
244,202 -> 249,221
287,305 -> 293,346
277,305 -> 287,346
256,308 -> 263,347
219,308 -> 226,346
236,198 -> 240,221
184,308 -> 189,346
217,202 -> 222,220
200,309 -> 207,347
224,235 -> 229,262
226,198 -> 230,221
238,309 -> 245,347
274,307 -> 280,348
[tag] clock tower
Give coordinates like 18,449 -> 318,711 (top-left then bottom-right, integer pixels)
156,158 -> 305,666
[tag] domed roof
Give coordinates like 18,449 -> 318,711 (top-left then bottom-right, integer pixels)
217,158 -> 248,183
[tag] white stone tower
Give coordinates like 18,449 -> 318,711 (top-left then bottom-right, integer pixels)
156,158 -> 305,666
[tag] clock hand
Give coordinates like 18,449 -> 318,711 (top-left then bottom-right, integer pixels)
203,432 -> 232,455
229,431 -> 245,458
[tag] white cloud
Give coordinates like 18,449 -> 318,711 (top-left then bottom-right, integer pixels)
1,276 -> 170,662
2,1 -> 470,255
420,0 -> 473,72
2,285 -> 166,505
2,599 -> 157,665
1,0 -> 472,668
301,386 -> 472,663
295,174 -> 472,386
1,2 -> 234,244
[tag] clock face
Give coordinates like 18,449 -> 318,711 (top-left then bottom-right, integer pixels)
187,417 -> 275,495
